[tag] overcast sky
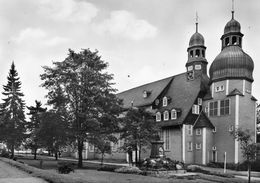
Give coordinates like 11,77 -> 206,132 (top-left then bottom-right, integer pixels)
0,0 -> 260,110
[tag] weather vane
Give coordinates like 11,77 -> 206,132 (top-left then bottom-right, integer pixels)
232,0 -> 235,18
195,11 -> 198,32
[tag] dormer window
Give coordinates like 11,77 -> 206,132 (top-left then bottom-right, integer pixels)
163,96 -> 168,107
163,111 -> 169,121
156,112 -> 161,122
192,104 -> 200,115
198,98 -> 202,105
143,90 -> 151,98
171,109 -> 177,119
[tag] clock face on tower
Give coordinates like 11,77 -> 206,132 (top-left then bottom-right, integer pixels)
187,71 -> 194,80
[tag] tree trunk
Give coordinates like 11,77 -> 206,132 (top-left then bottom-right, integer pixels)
135,145 -> 138,166
248,162 -> 251,183
78,140 -> 83,168
138,144 -> 141,163
34,148 -> 37,160
101,153 -> 104,166
11,144 -> 14,159
55,152 -> 58,160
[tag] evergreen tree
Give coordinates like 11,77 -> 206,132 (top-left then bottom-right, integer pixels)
26,100 -> 47,159
41,49 -> 122,167
0,62 -> 26,158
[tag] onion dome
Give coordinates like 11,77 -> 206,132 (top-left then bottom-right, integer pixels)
189,32 -> 205,47
209,46 -> 254,82
224,18 -> 241,34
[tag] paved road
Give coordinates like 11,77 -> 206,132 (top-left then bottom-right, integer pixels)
0,161 -> 47,183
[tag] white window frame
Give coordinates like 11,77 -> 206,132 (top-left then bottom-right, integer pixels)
89,144 -> 94,152
188,141 -> 193,151
163,96 -> 168,107
171,109 -> 177,120
164,111 -> 169,121
215,85 -> 225,92
187,65 -> 193,71
196,143 -> 201,150
196,128 -> 202,135
192,104 -> 200,114
198,98 -> 202,105
187,125 -> 193,136
156,112 -> 161,122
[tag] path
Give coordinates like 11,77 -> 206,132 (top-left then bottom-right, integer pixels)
0,160 -> 47,183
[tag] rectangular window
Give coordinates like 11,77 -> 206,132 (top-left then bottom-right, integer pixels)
215,85 -> 224,92
196,143 -> 201,150
192,105 -> 200,114
163,97 -> 168,107
198,98 -> 202,105
156,112 -> 161,122
209,101 -> 218,117
187,125 -> 193,135
220,99 -> 230,116
188,141 -> 193,151
158,130 -> 164,141
196,128 -> 202,135
165,129 -> 170,150
111,142 -> 118,152
89,144 -> 94,152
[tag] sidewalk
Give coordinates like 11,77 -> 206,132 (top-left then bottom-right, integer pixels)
198,165 -> 260,180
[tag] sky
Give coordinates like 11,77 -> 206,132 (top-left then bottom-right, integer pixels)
0,0 -> 260,111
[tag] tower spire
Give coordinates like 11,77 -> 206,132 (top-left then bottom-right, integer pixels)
195,12 -> 198,32
231,0 -> 234,19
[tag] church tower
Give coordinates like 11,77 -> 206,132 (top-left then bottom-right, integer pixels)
207,8 -> 256,163
186,15 -> 208,81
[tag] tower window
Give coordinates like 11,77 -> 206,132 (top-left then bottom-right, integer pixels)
225,37 -> 230,46
232,36 -> 237,45
239,37 -> 242,46
190,50 -> 193,57
195,49 -> 200,57
202,50 -> 205,57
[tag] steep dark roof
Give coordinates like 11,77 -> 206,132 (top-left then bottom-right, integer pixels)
117,76 -> 173,108
193,112 -> 214,129
157,73 -> 209,127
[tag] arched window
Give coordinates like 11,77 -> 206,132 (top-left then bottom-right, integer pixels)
232,36 -> 237,45
163,96 -> 168,107
164,111 -> 169,121
225,37 -> 230,46
190,50 -> 193,57
171,109 -> 177,119
156,112 -> 161,122
202,50 -> 205,57
195,49 -> 200,57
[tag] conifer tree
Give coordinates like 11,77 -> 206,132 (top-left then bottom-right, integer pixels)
26,100 -> 47,159
0,62 -> 26,158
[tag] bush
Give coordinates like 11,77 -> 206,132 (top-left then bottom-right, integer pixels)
0,149 -> 10,158
140,157 -> 181,171
97,165 -> 117,172
57,162 -> 74,174
115,166 -> 142,174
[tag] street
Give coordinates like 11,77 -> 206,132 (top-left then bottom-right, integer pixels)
0,160 -> 47,183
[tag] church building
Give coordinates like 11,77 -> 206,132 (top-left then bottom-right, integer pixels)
116,10 -> 257,164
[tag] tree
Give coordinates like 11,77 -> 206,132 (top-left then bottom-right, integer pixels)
231,128 -> 257,183
120,108 -> 158,165
26,100 -> 47,159
256,103 -> 260,143
37,111 -> 68,160
0,62 -> 26,158
40,49 -> 122,167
